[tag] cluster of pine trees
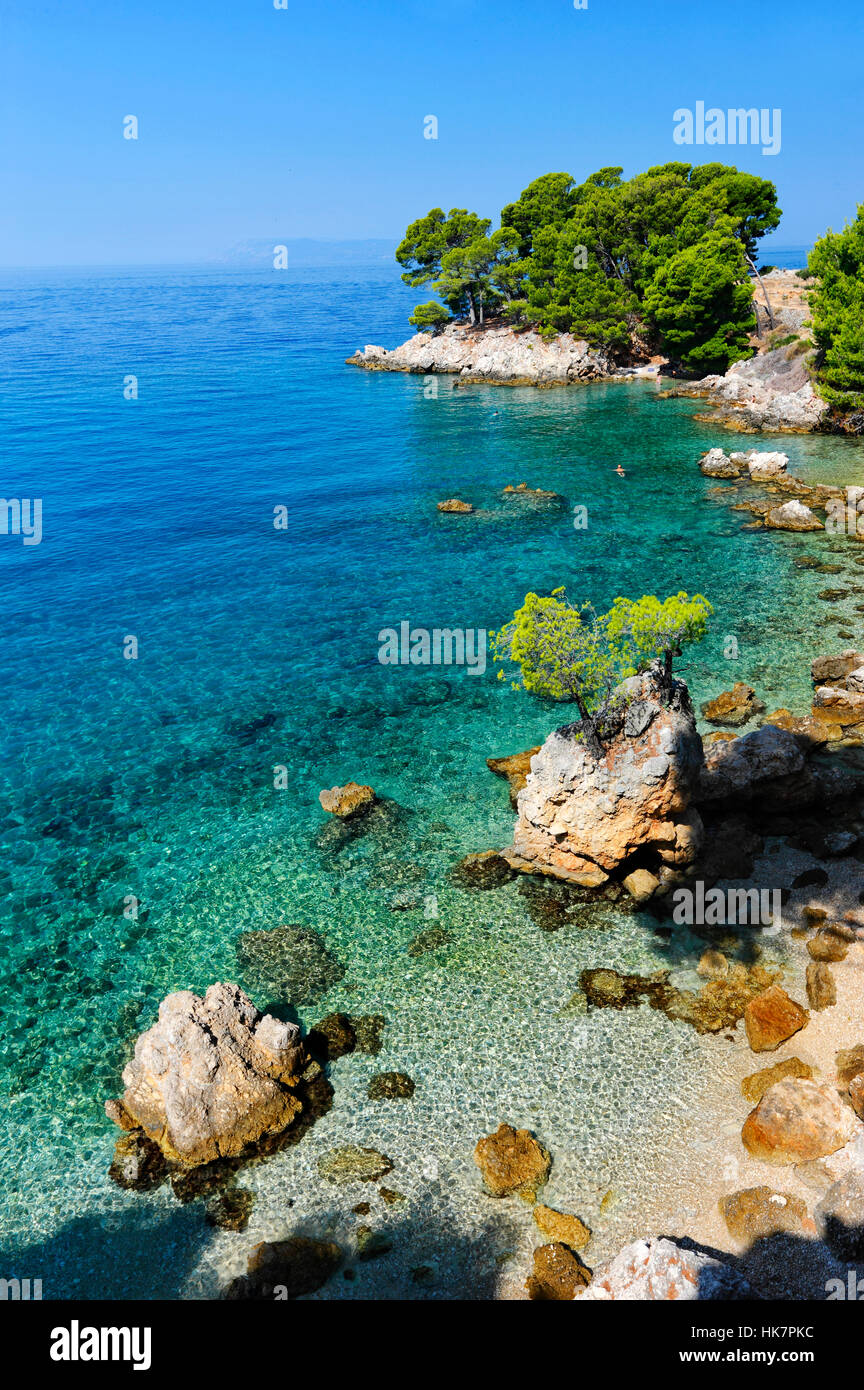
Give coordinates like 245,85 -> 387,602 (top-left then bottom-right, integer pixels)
807,204 -> 864,414
397,163 -> 781,375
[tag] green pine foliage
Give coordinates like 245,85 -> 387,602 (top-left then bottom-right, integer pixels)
397,163 -> 782,375
808,205 -> 864,412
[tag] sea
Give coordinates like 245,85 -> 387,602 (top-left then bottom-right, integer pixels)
0,251 -> 861,1298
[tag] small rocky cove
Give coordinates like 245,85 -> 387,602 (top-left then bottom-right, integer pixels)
105,637 -> 864,1299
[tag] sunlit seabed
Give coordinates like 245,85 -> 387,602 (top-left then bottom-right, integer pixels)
0,265 -> 862,1297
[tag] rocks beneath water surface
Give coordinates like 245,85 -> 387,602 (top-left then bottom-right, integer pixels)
474,1123 -> 551,1201
317,1145 -> 395,1185
236,923 -> 345,1006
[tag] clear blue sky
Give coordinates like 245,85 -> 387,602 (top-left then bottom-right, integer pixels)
0,0 -> 861,264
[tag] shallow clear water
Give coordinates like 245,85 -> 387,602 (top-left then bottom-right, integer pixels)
0,264 -> 862,1298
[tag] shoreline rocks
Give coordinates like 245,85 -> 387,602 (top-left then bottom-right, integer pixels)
669,342 -> 828,433
700,682 -> 765,728
347,323 -> 615,385
741,1078 -> 860,1164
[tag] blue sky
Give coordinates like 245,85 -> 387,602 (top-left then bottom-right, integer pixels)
0,0 -> 861,264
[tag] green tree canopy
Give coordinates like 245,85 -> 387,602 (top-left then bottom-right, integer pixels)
808,204 -> 864,412
493,588 -> 712,755
396,162 -> 780,368
641,222 -> 754,374
395,208 -> 491,288
605,592 -> 714,679
501,172 -> 578,258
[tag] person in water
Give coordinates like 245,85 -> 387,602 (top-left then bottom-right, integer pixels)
615,464 -> 626,476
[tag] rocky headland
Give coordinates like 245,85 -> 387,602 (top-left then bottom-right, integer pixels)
347,322 -> 619,386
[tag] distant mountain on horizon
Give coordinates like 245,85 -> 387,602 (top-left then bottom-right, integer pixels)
213,237 -> 399,267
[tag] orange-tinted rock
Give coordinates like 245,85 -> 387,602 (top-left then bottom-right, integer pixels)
741,1079 -> 859,1164
744,985 -> 809,1052
487,747 -> 541,808
525,1243 -> 591,1300
741,1057 -> 814,1105
474,1123 -> 551,1201
700,683 -> 765,727
318,781 -> 376,818
806,929 -> 849,962
720,1187 -> 814,1241
836,1045 -> 864,1088
437,497 -> 474,513
533,1204 -> 591,1251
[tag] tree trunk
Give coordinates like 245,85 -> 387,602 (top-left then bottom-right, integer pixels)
746,253 -> 775,334
574,694 -> 603,759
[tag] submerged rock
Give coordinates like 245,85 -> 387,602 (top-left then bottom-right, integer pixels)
720,1187 -> 814,1241
407,925 -> 453,957
317,1145 -> 394,1185
318,781 -> 376,818
451,849 -> 515,889
236,923 -> 345,1006
306,1012 -> 357,1061
108,1129 -> 168,1191
367,1071 -> 415,1100
474,1123 -> 551,1201
533,1204 -> 591,1252
106,983 -> 306,1168
526,1242 -> 591,1300
223,1236 -> 343,1300
579,961 -> 780,1036
205,1187 -> 254,1232
742,1079 -> 860,1164
574,1236 -> 753,1300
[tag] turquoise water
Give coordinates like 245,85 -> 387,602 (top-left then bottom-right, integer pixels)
1,265 -> 862,1299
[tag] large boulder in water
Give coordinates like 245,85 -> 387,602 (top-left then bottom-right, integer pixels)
504,666 -> 704,886
106,982 -> 306,1167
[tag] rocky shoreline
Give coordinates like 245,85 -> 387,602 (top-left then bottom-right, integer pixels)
347,322 -> 637,387
106,641 -> 864,1299
664,342 -> 828,434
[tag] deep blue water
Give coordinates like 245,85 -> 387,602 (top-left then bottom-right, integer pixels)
1,262 -> 862,1298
